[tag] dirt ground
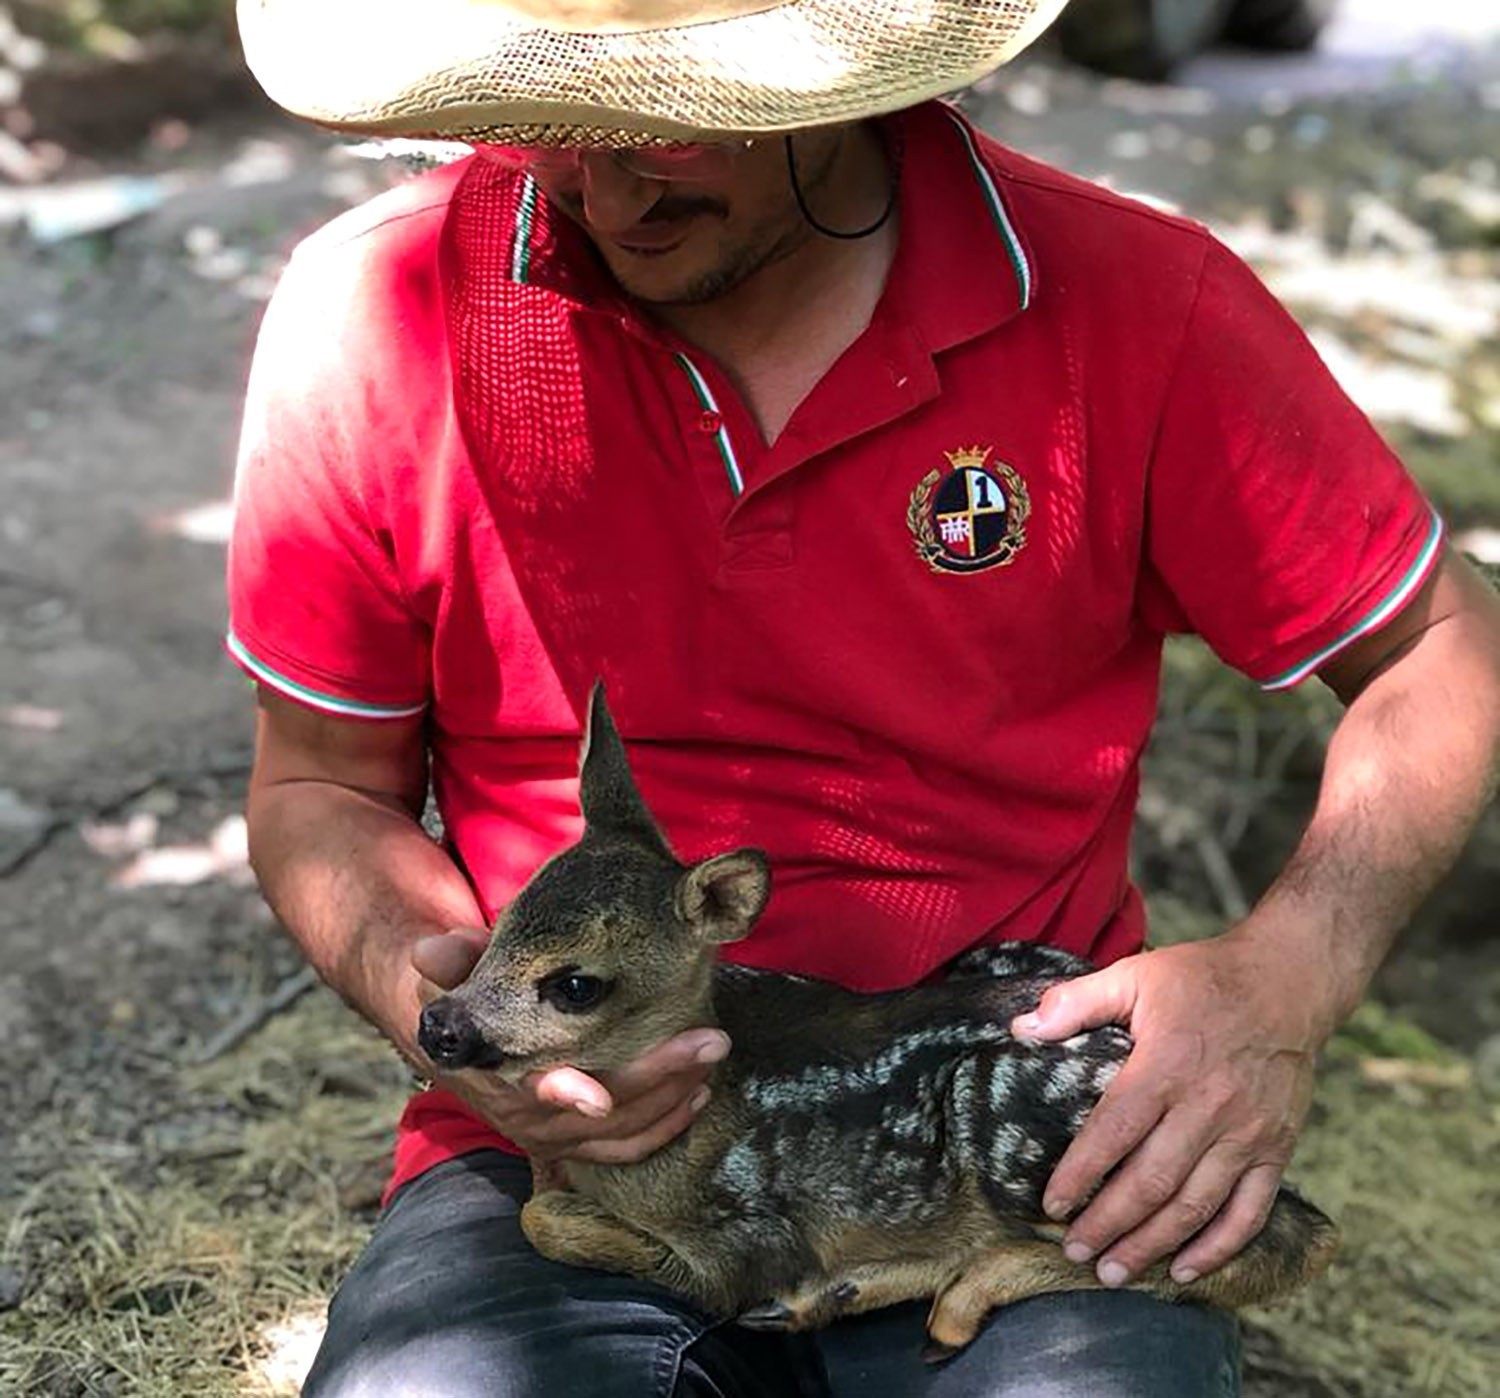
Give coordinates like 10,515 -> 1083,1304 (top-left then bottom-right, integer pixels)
2,12 -> 1499,1396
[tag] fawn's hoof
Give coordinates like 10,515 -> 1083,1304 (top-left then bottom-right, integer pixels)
921,1339 -> 962,1366
737,1301 -> 795,1331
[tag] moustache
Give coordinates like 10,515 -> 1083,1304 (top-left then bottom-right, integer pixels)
557,192 -> 730,227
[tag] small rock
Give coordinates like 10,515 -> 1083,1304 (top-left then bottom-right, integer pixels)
0,1265 -> 26,1311
1474,1034 -> 1500,1099
1106,130 -> 1150,160
21,307 -> 60,340
18,173 -> 180,246
0,788 -> 48,831
1454,527 -> 1500,566
1290,113 -> 1329,148
0,131 -> 42,188
133,786 -> 181,819
1244,124 -> 1275,154
81,811 -> 159,858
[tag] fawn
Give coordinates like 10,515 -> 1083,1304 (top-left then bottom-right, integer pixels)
418,685 -> 1338,1356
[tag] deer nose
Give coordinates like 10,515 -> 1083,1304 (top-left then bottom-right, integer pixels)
418,998 -> 485,1070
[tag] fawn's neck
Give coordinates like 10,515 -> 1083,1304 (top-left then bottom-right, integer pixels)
652,955 -> 722,1041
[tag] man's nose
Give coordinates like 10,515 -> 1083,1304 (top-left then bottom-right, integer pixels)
418,997 -> 485,1070
578,154 -> 662,234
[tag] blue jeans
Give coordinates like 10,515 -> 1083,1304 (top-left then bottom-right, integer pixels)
303,1151 -> 1242,1397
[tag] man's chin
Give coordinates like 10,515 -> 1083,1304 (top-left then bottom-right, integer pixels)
604,226 -> 801,308
602,252 -> 726,307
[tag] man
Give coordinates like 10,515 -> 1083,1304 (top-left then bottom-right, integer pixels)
229,1 -> 1500,1393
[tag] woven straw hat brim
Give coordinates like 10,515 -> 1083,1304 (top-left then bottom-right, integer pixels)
238,0 -> 1070,146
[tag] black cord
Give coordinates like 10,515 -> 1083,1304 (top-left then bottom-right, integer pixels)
785,128 -> 903,240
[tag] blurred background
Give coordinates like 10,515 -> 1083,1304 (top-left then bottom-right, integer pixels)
1,2 -> 1498,1393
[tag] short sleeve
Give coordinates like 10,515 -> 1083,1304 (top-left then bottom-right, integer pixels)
227,243 -> 431,720
1139,238 -> 1443,690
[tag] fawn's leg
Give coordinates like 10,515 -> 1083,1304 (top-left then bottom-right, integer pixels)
929,1207 -> 1339,1354
1171,1213 -> 1338,1310
521,1189 -> 699,1299
740,1255 -> 970,1332
1177,1191 -> 1339,1310
923,1238 -> 1280,1355
926,1238 -> 1106,1351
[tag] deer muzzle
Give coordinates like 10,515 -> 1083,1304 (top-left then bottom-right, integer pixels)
418,996 -> 508,1071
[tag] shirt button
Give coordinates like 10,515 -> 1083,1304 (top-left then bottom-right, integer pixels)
698,410 -> 723,435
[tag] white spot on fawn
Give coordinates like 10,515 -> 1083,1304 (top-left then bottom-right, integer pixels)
1043,1057 -> 1090,1102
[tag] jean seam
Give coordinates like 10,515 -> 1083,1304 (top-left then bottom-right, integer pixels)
658,1319 -> 707,1397
1217,1317 -> 1244,1398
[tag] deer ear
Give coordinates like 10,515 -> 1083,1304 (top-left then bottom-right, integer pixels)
675,850 -> 770,944
579,682 -> 669,850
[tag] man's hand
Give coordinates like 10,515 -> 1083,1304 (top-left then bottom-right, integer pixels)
1010,934 -> 1326,1288
412,930 -> 726,1165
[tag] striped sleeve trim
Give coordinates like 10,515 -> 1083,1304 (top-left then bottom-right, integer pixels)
1261,508 -> 1446,691
226,630 -> 427,720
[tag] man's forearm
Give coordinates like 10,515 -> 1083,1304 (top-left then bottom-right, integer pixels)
247,780 -> 485,1064
1232,585 -> 1500,1037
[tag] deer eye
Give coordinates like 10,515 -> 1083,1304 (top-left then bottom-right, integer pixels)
539,969 -> 612,1014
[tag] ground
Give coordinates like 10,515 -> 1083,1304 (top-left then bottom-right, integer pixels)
1,5 -> 1498,1394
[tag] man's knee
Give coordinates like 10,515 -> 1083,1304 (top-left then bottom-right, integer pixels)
301,1152 -> 718,1398
301,1151 -> 862,1398
303,1321 -> 700,1398
302,1293 -> 806,1398
969,1290 -> 1242,1398
817,1290 -> 1241,1397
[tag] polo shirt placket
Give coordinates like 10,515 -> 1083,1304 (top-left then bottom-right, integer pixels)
667,349 -> 800,574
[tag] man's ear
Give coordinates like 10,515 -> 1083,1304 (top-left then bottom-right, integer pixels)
675,850 -> 771,944
578,681 -> 669,851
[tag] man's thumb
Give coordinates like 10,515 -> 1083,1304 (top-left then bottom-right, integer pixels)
412,927 -> 490,991
1010,962 -> 1138,1042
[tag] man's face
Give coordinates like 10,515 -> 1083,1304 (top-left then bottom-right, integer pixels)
527,129 -> 845,306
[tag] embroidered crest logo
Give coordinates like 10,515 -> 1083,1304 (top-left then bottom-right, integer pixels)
907,446 -> 1030,575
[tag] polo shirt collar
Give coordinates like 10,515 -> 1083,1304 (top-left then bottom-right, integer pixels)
499,100 -> 1036,350
882,102 -> 1034,354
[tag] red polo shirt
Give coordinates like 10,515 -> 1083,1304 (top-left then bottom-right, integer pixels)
228,101 -> 1441,1196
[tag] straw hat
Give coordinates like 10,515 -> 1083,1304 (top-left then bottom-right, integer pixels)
237,0 -> 1071,147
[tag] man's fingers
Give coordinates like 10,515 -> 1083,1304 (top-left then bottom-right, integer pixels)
1089,1140 -> 1247,1283
605,1029 -> 731,1099
1057,1101 -> 1216,1255
524,1065 -> 711,1149
515,1031 -> 727,1124
571,1083 -> 711,1166
1042,1066 -> 1167,1221
1012,961 -> 1140,1042
411,927 -> 491,990
528,1065 -> 614,1118
543,1070 -> 712,1159
588,1068 -> 712,1141
1169,1164 -> 1283,1283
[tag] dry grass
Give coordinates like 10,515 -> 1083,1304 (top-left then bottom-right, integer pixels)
1245,1044 -> 1500,1398
0,989 -> 409,1397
